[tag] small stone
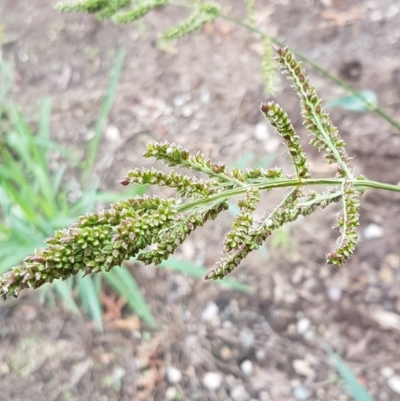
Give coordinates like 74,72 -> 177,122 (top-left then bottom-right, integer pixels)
240,328 -> 255,348
104,124 -> 121,143
240,360 -> 254,375
200,90 -> 211,103
254,121 -> 270,141
363,224 -> 384,240
166,366 -> 182,384
166,386 -> 177,400
220,346 -> 232,360
201,302 -> 219,322
255,349 -> 267,361
230,384 -> 250,401
0,362 -> 10,376
297,318 -> 311,335
182,105 -> 194,117
384,253 -> 400,269
327,286 -> 342,302
388,376 -> 400,394
379,266 -> 393,283
292,266 -> 305,285
293,384 -> 311,400
381,367 -> 394,378
203,372 -> 222,390
292,360 -> 314,379
173,95 -> 186,107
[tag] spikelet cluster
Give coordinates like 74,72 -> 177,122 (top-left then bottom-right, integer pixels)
57,0 -> 168,22
113,0 -> 168,24
0,47 -> 366,299
138,201 -> 228,265
0,196 -> 177,299
120,168 -> 215,198
261,101 -> 310,179
275,47 -> 352,177
206,189 -> 301,280
144,141 -> 234,185
326,183 -> 361,267
162,3 -> 220,40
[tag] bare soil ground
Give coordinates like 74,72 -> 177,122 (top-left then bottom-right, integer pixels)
1,0 -> 400,400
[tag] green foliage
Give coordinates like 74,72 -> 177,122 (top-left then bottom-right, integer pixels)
3,48 -> 399,302
327,90 -> 378,112
326,346 -> 375,401
0,51 -> 151,331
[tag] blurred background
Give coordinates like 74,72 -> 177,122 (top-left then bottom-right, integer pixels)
1,0 -> 400,400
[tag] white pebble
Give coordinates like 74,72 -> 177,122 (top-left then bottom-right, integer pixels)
254,121 -> 270,141
200,90 -> 211,103
381,367 -> 394,378
201,302 -> 219,322
293,384 -> 311,400
327,286 -> 342,302
255,349 -> 267,361
388,376 -> 400,394
363,224 -> 384,240
182,105 -> 194,117
230,384 -> 250,401
297,318 -> 311,335
203,372 -> 222,390
240,360 -> 254,375
166,366 -> 182,384
104,124 -> 121,143
173,95 -> 186,107
166,386 -> 177,400
240,328 -> 255,348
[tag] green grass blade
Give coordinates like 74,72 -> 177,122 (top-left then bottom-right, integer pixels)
159,257 -> 251,293
327,90 -> 378,112
38,97 -> 52,149
52,279 -> 81,315
7,103 -> 57,217
34,136 -> 79,162
232,151 -> 256,169
0,181 -> 37,223
0,246 -> 34,274
52,164 -> 68,195
84,47 -> 126,181
325,346 -> 375,401
77,274 -> 103,332
0,56 -> 13,101
103,265 -> 157,328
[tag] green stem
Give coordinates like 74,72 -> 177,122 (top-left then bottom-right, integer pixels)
176,177 -> 400,213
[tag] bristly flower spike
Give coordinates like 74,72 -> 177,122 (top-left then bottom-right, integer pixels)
3,45 -> 392,301
326,182 -> 361,267
261,101 -> 310,180
274,46 -> 353,179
